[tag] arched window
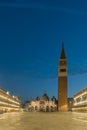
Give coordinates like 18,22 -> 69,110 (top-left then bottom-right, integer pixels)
35,106 -> 38,110
46,106 -> 49,112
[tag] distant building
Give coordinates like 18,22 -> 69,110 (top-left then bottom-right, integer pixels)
0,88 -> 21,113
68,98 -> 74,111
58,43 -> 68,111
28,94 -> 57,112
72,87 -> 87,112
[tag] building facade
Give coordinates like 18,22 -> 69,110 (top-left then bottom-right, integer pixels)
68,98 -> 74,111
28,94 -> 57,112
72,87 -> 87,112
0,88 -> 21,113
58,43 -> 68,111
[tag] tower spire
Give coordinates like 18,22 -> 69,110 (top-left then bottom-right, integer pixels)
60,42 -> 66,59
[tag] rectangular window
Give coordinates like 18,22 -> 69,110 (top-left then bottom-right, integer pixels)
60,69 -> 66,72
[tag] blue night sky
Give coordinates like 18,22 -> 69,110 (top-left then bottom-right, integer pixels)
0,0 -> 87,102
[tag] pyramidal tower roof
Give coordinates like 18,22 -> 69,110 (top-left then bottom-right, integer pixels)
60,42 -> 66,59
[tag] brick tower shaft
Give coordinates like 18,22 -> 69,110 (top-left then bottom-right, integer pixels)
58,43 -> 68,111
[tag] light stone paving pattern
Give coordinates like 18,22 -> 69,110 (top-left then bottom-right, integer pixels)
0,112 -> 87,130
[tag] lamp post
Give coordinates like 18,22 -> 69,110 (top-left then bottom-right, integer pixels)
6,91 -> 9,112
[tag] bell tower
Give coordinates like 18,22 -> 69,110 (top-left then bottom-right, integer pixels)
58,43 -> 68,111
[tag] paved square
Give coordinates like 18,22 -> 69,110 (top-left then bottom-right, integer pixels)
0,112 -> 87,130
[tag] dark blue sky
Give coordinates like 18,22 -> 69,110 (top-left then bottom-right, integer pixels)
0,0 -> 87,101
